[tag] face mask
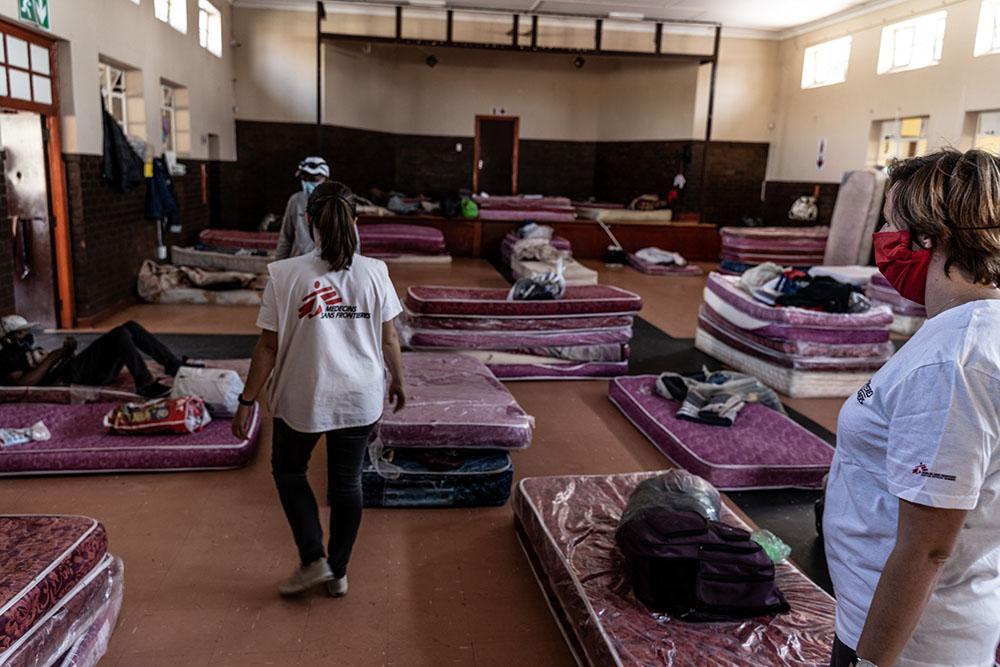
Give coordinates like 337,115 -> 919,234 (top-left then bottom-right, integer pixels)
873,230 -> 932,305
301,180 -> 318,197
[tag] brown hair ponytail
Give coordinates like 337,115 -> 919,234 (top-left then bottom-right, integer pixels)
306,181 -> 358,271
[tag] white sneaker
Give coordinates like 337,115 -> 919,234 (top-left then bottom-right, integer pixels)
278,559 -> 334,597
326,574 -> 348,598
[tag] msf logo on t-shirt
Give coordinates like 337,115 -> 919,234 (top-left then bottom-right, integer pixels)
912,462 -> 957,482
856,381 -> 874,405
299,281 -> 342,319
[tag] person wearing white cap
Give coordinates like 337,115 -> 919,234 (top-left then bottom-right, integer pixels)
0,315 -> 192,398
275,157 -> 330,260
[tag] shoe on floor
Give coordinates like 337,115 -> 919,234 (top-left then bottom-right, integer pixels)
278,559 -> 334,597
326,574 -> 348,598
137,381 -> 172,399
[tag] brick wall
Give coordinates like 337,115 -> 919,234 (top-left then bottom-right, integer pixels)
65,154 -> 214,321
761,181 -> 841,227
0,157 -> 11,316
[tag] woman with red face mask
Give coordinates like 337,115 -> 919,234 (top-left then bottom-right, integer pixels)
823,149 -> 1000,667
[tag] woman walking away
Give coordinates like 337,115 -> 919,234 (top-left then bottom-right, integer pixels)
824,149 -> 1000,667
233,181 -> 406,598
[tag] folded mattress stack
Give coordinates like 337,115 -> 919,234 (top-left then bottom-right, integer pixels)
400,285 -> 643,380
865,272 -> 925,335
0,515 -> 124,667
513,472 -> 835,666
695,272 -> 894,398
473,195 -> 577,222
363,353 -> 533,507
719,226 -> 829,271
357,223 -> 451,263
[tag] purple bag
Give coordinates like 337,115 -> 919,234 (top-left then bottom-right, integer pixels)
616,508 -> 790,621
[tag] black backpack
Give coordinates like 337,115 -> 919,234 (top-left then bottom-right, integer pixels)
616,508 -> 790,622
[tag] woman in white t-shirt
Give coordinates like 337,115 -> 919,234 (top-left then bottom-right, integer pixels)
824,149 -> 1000,667
233,181 -> 406,599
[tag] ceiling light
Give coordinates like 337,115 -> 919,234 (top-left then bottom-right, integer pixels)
409,0 -> 447,6
608,11 -> 644,21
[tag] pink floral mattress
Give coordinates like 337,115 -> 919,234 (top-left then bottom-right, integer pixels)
720,226 -> 830,240
609,376 -> 833,489
720,252 -> 826,265
478,209 -> 577,222
866,274 -> 925,317
402,312 -> 634,332
473,195 -> 574,211
721,236 -> 829,253
0,515 -> 108,654
513,472 -> 836,666
378,353 -> 533,449
402,325 -> 633,350
358,224 -> 446,254
626,254 -> 703,277
0,394 -> 261,474
405,285 -> 642,318
489,360 -> 628,380
199,229 -> 278,251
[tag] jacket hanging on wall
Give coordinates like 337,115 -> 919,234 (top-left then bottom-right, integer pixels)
146,156 -> 180,232
101,107 -> 144,193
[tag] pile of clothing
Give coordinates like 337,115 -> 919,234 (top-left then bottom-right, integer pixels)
503,222 -> 596,286
655,368 -> 785,428
694,271 -> 894,398
865,271 -> 926,335
472,194 -> 577,222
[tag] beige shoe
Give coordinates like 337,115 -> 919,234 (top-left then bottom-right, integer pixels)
326,574 -> 348,598
278,559 -> 334,597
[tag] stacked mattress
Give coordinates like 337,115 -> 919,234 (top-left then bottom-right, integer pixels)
0,515 -> 124,666
0,386 -> 261,474
513,472 -> 835,666
609,376 -> 833,489
199,229 -> 277,252
865,272 -> 925,335
473,195 -> 577,222
400,285 -> 642,380
357,223 -> 451,263
719,226 -> 829,270
695,272 -> 894,398
363,353 -> 533,507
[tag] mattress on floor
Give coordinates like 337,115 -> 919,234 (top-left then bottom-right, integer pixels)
405,285 -> 642,318
823,169 -> 887,266
400,323 -> 633,350
513,472 -> 836,666
365,252 -> 452,264
2,553 -> 123,667
402,311 -> 635,332
170,246 -> 272,274
579,208 -> 675,223
626,253 -> 703,276
609,376 -> 833,489
378,353 -> 533,449
512,257 -> 598,285
198,229 -> 278,252
0,515 -> 109,654
363,448 -> 513,507
473,195 -> 573,211
141,286 -> 262,306
695,328 -> 874,398
486,359 -> 629,380
478,209 -> 577,222
0,393 -> 261,474
358,223 -> 447,254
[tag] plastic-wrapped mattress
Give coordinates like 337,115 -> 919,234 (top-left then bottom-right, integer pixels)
473,195 -> 577,222
405,285 -> 642,318
377,353 -> 533,449
402,312 -> 634,332
0,387 -> 261,474
171,246 -> 271,274
484,358 -> 629,380
512,257 -> 598,286
363,448 -> 513,507
626,253 -> 703,276
199,229 -> 278,252
0,515 -> 123,667
513,472 -> 836,666
401,324 -> 633,350
608,376 -> 833,489
501,232 -> 572,265
358,223 -> 447,254
576,208 -> 674,223
823,169 -> 886,266
865,273 -> 925,335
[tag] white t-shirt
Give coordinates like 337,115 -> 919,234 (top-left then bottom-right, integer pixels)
825,300 -> 1000,667
256,251 -> 402,433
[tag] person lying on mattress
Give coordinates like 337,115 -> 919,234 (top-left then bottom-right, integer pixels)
232,180 -> 406,599
0,315 -> 187,398
824,149 -> 1000,667
275,156 -> 329,260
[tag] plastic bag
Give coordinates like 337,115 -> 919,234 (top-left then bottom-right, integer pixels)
104,396 -> 212,435
620,469 -> 722,524
751,529 -> 792,563
0,421 -> 51,447
171,367 -> 245,417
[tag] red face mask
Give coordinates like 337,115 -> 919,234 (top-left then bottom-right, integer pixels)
873,230 -> 932,305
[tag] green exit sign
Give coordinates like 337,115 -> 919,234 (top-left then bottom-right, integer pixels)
19,0 -> 50,31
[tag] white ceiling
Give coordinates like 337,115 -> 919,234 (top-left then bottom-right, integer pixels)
234,0 -> 903,35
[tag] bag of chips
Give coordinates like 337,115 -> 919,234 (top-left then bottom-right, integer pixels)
103,396 -> 212,435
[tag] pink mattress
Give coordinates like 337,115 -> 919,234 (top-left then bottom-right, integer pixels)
609,376 -> 833,489
405,285 -> 642,318
501,233 -> 573,263
478,209 -> 577,222
473,195 -> 573,211
0,515 -> 108,653
403,326 -> 633,350
358,224 -> 446,254
199,229 -> 278,251
721,236 -> 829,253
626,254 -> 703,277
378,353 -> 533,449
866,273 -> 926,317
402,312 -> 634,332
0,389 -> 261,474
720,252 -> 826,265
51,555 -> 123,667
489,360 -> 628,380
513,472 -> 835,666
720,226 -> 830,241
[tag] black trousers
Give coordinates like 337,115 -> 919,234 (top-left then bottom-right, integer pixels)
830,635 -> 858,667
65,321 -> 180,389
271,418 -> 376,578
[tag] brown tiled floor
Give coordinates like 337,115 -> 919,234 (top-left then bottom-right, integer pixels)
10,258 -> 843,665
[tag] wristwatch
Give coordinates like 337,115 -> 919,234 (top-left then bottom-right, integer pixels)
237,395 -> 255,407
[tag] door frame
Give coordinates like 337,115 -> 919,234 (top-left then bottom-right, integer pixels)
473,115 -> 519,195
0,19 -> 72,328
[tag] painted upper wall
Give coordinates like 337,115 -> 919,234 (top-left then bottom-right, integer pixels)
0,0 -> 237,159
768,0 -> 1000,181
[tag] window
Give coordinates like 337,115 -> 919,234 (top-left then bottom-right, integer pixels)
160,81 -> 190,154
198,0 -> 222,57
877,11 -> 946,74
875,117 -> 929,167
974,110 -> 1000,155
0,34 -> 53,107
801,36 -> 852,89
99,63 -> 128,129
154,0 -> 187,34
974,1 -> 1000,56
